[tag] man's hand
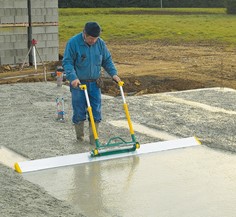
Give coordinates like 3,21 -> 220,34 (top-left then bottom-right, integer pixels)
71,79 -> 81,88
112,75 -> 121,83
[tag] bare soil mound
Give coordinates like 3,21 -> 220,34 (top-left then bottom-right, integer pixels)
0,42 -> 235,96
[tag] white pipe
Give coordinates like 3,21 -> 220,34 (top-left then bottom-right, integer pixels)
119,85 -> 126,103
32,45 -> 37,71
84,89 -> 91,107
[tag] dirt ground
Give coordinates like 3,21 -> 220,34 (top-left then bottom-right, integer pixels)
0,41 -> 235,95
1,41 -> 236,217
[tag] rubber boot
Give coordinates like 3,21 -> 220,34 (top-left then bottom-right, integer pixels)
74,121 -> 84,142
89,122 -> 99,146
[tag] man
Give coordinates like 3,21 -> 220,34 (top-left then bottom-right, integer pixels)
63,21 -> 120,145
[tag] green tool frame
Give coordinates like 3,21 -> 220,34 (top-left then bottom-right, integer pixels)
80,81 -> 140,157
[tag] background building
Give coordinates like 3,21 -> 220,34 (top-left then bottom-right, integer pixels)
0,0 -> 58,65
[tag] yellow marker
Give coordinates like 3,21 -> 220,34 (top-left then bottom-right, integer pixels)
194,136 -> 202,145
118,81 -> 124,87
93,149 -> 99,156
14,163 -> 22,173
79,84 -> 87,90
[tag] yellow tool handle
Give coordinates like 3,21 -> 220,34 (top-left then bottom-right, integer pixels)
87,106 -> 99,140
123,103 -> 135,135
118,81 -> 135,135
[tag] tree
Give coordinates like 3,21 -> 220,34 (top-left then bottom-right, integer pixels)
58,0 -> 225,8
225,0 -> 236,14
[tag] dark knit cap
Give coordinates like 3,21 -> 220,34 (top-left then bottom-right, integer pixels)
84,22 -> 101,37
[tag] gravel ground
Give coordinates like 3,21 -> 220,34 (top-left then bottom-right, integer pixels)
0,82 -> 235,216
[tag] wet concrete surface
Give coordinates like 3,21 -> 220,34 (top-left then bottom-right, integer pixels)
24,145 -> 236,217
0,83 -> 235,217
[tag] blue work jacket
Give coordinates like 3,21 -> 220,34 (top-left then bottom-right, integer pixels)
62,33 -> 117,82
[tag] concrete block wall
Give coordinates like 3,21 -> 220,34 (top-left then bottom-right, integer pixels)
0,0 -> 58,65
0,27 -> 28,65
0,0 -> 28,24
32,26 -> 59,63
0,0 -> 28,65
31,0 -> 59,63
31,8 -> 58,23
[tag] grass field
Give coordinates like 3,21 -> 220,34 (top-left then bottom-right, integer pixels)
1,8 -> 235,95
59,7 -> 236,47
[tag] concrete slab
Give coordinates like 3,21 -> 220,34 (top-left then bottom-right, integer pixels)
24,146 -> 236,217
0,82 -> 235,216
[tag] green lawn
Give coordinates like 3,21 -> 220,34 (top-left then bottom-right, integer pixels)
59,8 -> 236,45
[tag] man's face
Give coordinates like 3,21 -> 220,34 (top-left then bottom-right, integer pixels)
84,33 -> 99,45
